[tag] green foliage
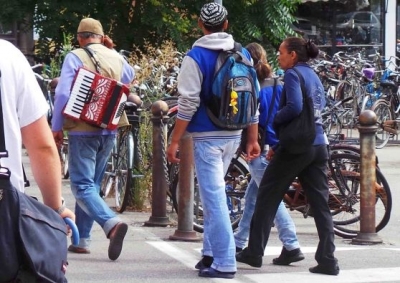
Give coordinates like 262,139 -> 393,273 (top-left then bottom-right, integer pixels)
225,0 -> 299,70
47,33 -> 74,78
0,0 -> 299,62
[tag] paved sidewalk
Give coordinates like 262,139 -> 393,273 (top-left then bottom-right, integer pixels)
21,148 -> 400,283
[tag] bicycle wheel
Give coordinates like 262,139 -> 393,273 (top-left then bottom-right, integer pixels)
170,155 -> 249,233
329,143 -> 360,156
328,153 -> 392,239
371,99 -> 393,149
323,111 -> 343,135
114,128 -> 134,213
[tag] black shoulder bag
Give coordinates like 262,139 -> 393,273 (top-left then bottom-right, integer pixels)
276,67 -> 316,154
0,72 -> 69,282
239,78 -> 278,153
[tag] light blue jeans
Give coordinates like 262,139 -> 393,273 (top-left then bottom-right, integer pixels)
234,151 -> 300,251
193,138 -> 240,273
68,134 -> 122,249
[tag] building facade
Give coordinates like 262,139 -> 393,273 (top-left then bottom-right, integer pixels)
297,0 -> 397,63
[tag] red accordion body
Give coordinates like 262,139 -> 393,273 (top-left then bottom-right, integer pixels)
63,67 -> 129,130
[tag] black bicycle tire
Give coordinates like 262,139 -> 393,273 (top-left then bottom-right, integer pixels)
333,167 -> 392,238
170,155 -> 249,233
114,130 -> 134,213
330,143 -> 360,156
329,153 -> 392,238
371,99 -> 393,149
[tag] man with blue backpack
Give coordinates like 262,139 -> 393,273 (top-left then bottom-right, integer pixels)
166,2 -> 260,279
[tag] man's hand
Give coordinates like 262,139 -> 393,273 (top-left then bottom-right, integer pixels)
52,131 -> 64,149
245,141 -> 260,161
167,141 -> 180,163
60,207 -> 75,222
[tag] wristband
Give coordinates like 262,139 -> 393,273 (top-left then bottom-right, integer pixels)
54,198 -> 66,214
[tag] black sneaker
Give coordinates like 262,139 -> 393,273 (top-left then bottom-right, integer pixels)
309,264 -> 340,276
235,247 -> 262,268
272,247 -> 305,265
194,256 -> 213,270
198,267 -> 235,279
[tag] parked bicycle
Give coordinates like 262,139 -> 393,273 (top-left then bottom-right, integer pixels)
169,141 -> 392,239
370,70 -> 400,148
58,134 -> 69,179
32,64 -> 55,125
100,95 -> 178,213
100,99 -> 144,213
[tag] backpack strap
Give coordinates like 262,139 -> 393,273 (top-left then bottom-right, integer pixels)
233,42 -> 242,52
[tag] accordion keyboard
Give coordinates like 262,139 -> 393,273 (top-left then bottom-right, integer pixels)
64,69 -> 96,119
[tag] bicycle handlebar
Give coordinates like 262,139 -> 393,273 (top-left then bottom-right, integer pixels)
31,63 -> 43,70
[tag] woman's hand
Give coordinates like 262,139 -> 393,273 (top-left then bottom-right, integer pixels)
266,148 -> 275,161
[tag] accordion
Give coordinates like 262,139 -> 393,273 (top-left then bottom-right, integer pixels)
63,67 -> 129,130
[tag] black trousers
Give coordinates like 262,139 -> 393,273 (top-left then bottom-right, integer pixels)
247,145 -> 337,266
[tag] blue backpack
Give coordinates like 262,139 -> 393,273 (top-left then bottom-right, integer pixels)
206,42 -> 259,130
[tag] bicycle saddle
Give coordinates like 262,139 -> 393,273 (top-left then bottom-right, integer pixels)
380,80 -> 397,90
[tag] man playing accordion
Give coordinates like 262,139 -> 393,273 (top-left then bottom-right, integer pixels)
52,17 -> 135,261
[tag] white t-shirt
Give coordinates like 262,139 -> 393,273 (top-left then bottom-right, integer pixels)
0,40 -> 49,191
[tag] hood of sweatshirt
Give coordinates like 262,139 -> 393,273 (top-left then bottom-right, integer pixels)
192,32 -> 234,51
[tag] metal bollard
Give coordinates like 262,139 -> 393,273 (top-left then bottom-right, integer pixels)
352,110 -> 383,244
144,100 -> 171,227
169,133 -> 201,241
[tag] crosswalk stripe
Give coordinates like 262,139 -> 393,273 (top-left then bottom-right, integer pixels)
245,267 -> 400,283
195,246 -> 371,256
147,241 -> 242,283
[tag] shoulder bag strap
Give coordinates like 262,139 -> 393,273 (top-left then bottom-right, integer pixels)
291,67 -> 307,101
0,70 -> 30,186
265,78 -> 278,126
0,70 -> 7,158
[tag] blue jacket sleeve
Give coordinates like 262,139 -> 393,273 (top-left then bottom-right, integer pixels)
273,70 -> 303,126
51,53 -> 82,131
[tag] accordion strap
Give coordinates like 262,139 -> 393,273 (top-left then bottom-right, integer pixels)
83,47 -> 102,74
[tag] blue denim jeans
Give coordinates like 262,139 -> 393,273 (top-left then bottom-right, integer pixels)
68,134 -> 122,249
234,151 -> 300,251
193,138 -> 240,273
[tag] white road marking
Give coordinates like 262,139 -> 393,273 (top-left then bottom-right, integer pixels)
148,241 -> 242,283
139,227 -> 400,283
195,246 -> 371,256
245,267 -> 400,283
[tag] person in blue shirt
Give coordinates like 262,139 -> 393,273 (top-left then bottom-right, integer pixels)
234,42 -> 304,266
166,2 -> 260,279
236,37 -> 339,276
52,18 -> 135,261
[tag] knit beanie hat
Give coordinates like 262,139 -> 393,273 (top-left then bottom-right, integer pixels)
200,2 -> 228,27
77,18 -> 104,36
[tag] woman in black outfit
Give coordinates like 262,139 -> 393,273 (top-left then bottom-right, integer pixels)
236,37 -> 339,276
